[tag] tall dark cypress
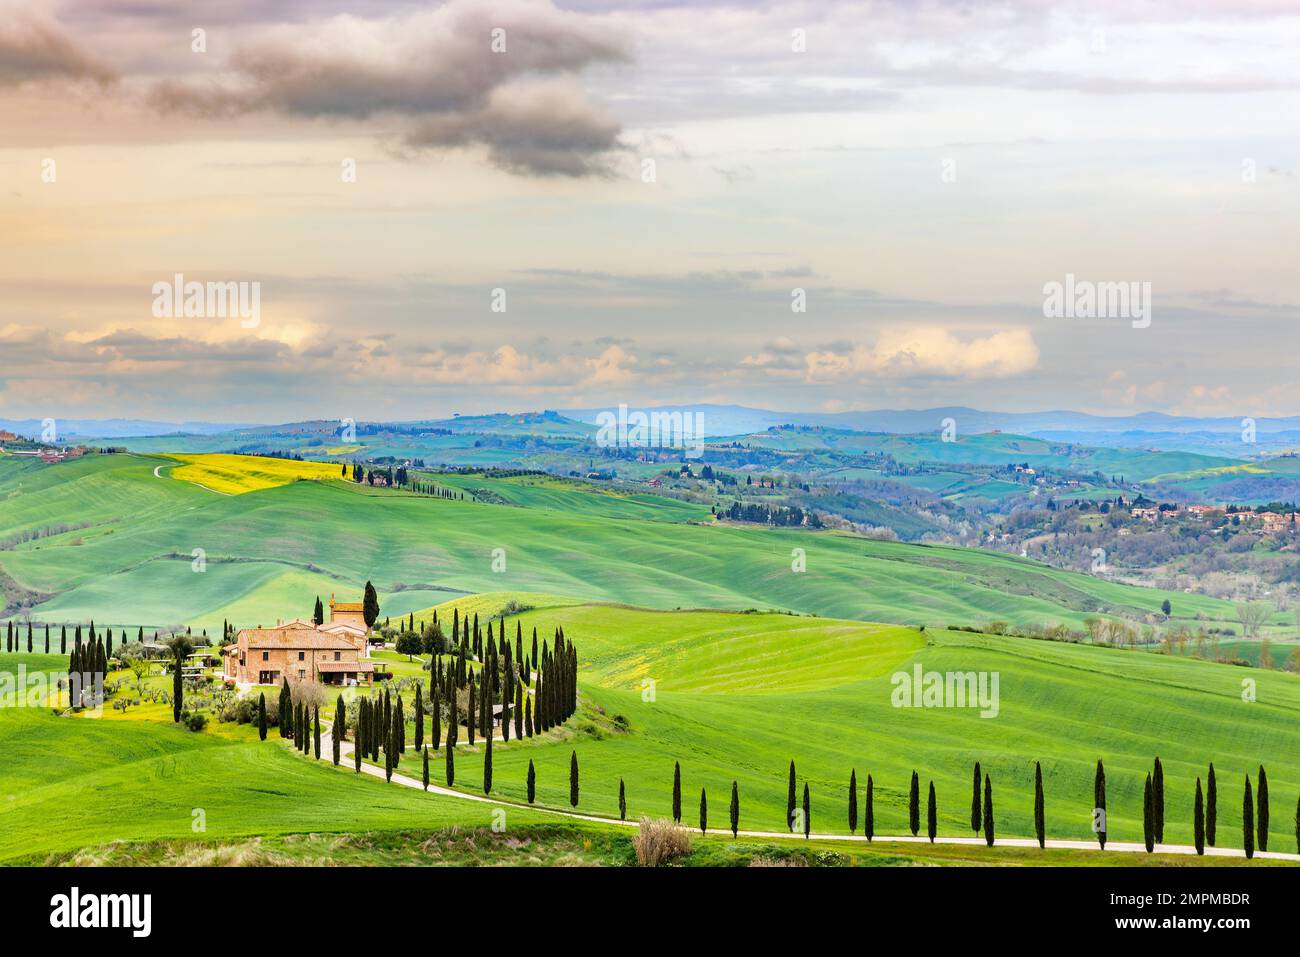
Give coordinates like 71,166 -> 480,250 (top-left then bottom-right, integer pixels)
422,747 -> 429,791
257,692 -> 267,741
1207,763 -> 1218,846
172,650 -> 183,722
483,730 -> 493,794
1094,759 -> 1107,849
514,685 -> 523,741
1142,773 -> 1155,853
1257,765 -> 1269,853
729,781 -> 739,837
569,750 -> 579,807
1152,756 -> 1165,844
279,679 -> 292,739
982,774 -> 995,847
1243,776 -> 1255,860
848,769 -> 858,834
467,679 -> 476,746
787,760 -> 797,832
970,761 -> 982,833
445,739 -> 455,786
414,684 -> 424,751
1033,761 -> 1045,849
672,761 -> 682,823
699,788 -> 708,834
927,781 -> 937,843
333,694 -> 345,766
619,778 -> 626,820
908,770 -> 920,836
527,759 -> 536,804
802,782 -> 811,839
431,681 -> 441,750
1193,777 -> 1205,855
313,705 -> 321,760
864,774 -> 874,842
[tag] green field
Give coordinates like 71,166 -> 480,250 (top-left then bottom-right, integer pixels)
0,454 -> 1249,635
393,601 -> 1300,850
2,452 -> 1296,866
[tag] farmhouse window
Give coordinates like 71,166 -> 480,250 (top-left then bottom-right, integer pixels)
262,651 -> 269,661
298,651 -> 305,661
334,652 -> 341,661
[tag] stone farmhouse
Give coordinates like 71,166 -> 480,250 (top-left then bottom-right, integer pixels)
222,594 -> 374,687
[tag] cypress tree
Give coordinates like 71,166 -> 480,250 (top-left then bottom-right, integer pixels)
60,625 -> 66,654
44,623 -> 49,653
524,697 -> 533,738
1033,761 -> 1045,849
527,759 -> 536,804
982,774 -> 995,847
699,788 -> 708,834
414,684 -> 424,751
394,695 -> 404,762
729,780 -> 739,837
787,760 -> 797,832
908,770 -> 920,836
333,694 -> 345,766
430,680 -> 441,750
569,750 -> 579,807
257,692 -> 267,741
514,684 -> 523,741
1094,759 -> 1107,849
1207,763 -> 1218,846
927,781 -> 937,843
384,731 -> 393,782
172,650 -> 183,722
672,761 -> 682,823
1257,765 -> 1269,853
848,769 -> 858,834
483,730 -> 493,794
467,679 -> 476,746
1142,773 -> 1154,853
422,746 -> 429,791
1193,777 -> 1205,855
313,705 -> 321,760
1243,776 -> 1255,860
26,621 -> 32,653
279,679 -> 292,739
619,778 -> 626,821
802,782 -> 811,839
353,728 -> 361,773
970,760 -> 982,833
1153,756 -> 1164,844
864,774 -> 874,842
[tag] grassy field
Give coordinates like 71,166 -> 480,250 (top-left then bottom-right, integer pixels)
398,600 -> 1300,853
0,454 -> 1259,636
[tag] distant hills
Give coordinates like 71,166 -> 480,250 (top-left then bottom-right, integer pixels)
560,404 -> 1300,438
8,404 -> 1300,453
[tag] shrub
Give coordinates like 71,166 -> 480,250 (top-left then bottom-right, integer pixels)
183,712 -> 208,732
632,817 -> 692,867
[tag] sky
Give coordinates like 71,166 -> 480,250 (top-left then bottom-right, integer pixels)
1,0 -> 1298,424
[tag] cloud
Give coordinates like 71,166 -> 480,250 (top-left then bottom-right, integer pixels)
0,10 -> 116,86
803,327 -> 1039,381
148,0 -> 628,177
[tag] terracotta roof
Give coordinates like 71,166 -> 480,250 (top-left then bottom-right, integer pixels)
317,660 -> 375,673
238,625 -> 358,651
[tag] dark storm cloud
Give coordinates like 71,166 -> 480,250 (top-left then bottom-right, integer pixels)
148,0 -> 629,177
